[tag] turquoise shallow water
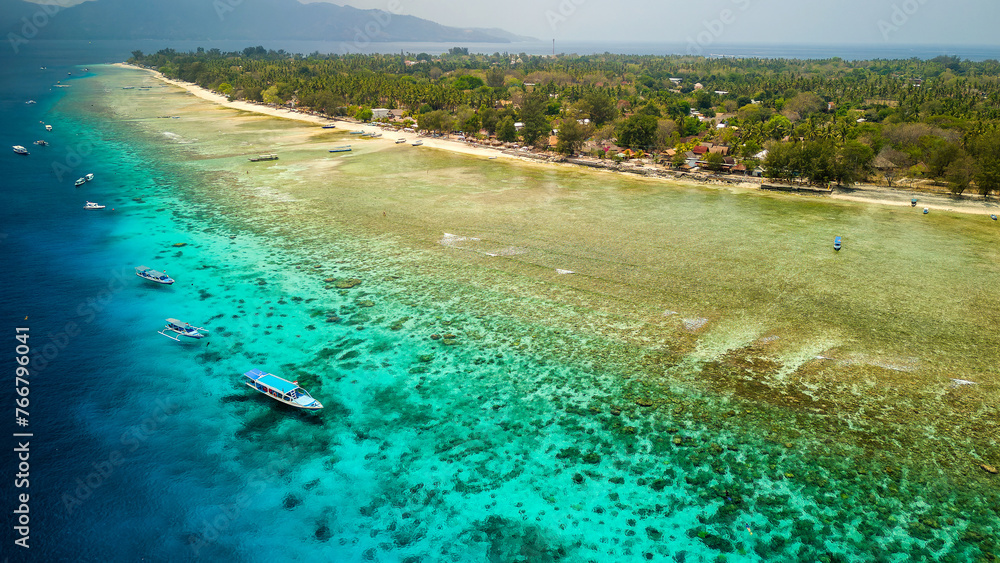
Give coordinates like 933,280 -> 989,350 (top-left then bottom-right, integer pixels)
3,56 -> 999,562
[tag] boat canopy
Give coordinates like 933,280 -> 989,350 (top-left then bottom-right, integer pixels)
137,266 -> 167,277
243,368 -> 306,396
166,318 -> 186,326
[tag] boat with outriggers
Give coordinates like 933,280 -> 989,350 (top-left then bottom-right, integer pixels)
242,368 -> 323,410
13,145 -> 28,155
135,265 -> 174,285
83,201 -> 105,209
158,318 -> 209,341
74,177 -> 86,187
329,145 -> 352,153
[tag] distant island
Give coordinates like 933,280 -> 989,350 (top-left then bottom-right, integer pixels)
1,0 -> 526,43
129,48 -> 1000,197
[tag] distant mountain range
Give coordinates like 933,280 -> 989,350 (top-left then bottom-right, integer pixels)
2,0 -> 532,43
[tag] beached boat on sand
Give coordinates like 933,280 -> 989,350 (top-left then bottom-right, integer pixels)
242,368 -> 322,410
329,145 -> 351,153
834,236 -> 842,251
135,265 -> 174,285
411,139 -> 423,146
248,153 -> 278,162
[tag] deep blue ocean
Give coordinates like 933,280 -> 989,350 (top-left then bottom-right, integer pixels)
3,40 -> 1000,563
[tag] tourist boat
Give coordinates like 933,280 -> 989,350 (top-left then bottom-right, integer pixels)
83,201 -> 105,209
833,236 -> 842,251
135,265 -> 174,285
248,153 -> 278,162
158,318 -> 209,341
411,139 -> 423,146
242,368 -> 323,410
13,145 -> 28,155
33,140 -> 48,146
45,125 -> 52,131
395,138 -> 406,144
322,124 -> 336,129
85,173 -> 94,181
74,178 -> 86,186
329,145 -> 352,153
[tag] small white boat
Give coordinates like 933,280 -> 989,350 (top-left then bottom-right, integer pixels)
85,173 -> 94,182
322,124 -> 336,129
159,318 -> 209,341
25,100 -> 36,105
395,138 -> 406,144
349,130 -> 364,135
243,368 -> 322,410
83,201 -> 105,209
248,153 -> 278,162
411,139 -> 423,146
135,265 -> 174,285
13,145 -> 28,155
33,140 -> 48,146
45,125 -> 52,131
74,178 -> 86,187
923,208 -> 929,215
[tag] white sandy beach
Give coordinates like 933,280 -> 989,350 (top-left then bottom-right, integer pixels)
117,63 -> 1000,217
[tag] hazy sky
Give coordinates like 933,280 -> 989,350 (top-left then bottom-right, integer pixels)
302,0 -> 999,46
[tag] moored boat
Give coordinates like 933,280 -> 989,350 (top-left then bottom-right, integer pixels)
411,139 -> 423,146
13,145 -> 28,155
322,124 -> 336,129
74,178 -> 86,186
159,318 -> 209,341
135,265 -> 174,285
25,100 -> 36,104
329,145 -> 352,153
834,236 -> 842,251
911,198 -> 917,207
83,201 -> 105,209
85,173 -> 94,181
45,124 -> 52,131
33,140 -> 48,146
923,208 -> 929,215
991,214 -> 997,221
242,368 -> 322,410
395,138 -> 406,144
248,153 -> 278,162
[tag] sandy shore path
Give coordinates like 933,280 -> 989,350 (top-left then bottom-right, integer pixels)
116,63 -> 1000,217
115,63 -> 511,160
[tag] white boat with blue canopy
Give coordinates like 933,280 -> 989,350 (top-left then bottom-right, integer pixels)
159,318 -> 208,341
135,265 -> 174,285
243,368 -> 322,410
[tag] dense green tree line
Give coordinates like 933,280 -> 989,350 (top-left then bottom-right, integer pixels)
130,48 -> 1000,193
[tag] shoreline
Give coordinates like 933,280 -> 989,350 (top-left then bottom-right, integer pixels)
117,63 -> 1000,217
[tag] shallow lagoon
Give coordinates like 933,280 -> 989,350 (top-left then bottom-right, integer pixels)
40,64 -> 1000,561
